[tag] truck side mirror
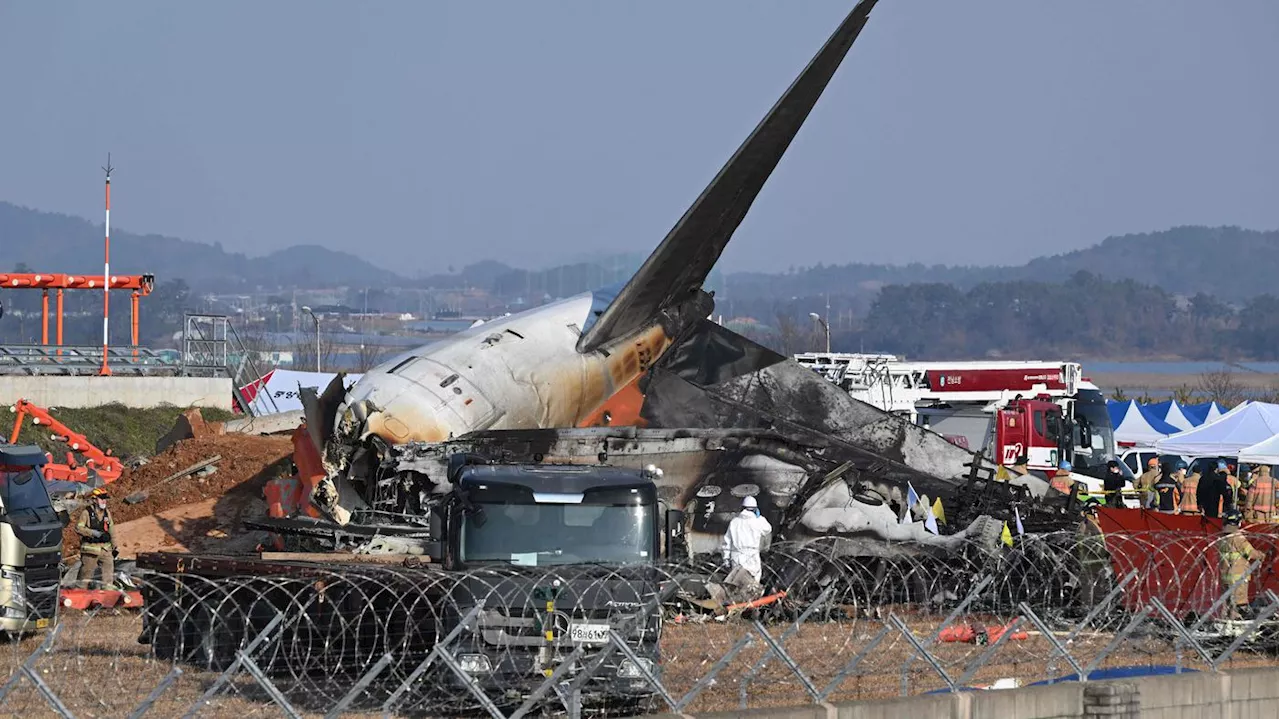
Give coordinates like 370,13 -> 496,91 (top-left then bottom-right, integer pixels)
664,509 -> 686,561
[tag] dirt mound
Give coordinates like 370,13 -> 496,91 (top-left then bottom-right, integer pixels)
63,433 -> 293,556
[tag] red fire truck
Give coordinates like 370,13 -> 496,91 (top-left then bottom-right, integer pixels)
793,354 -> 1118,480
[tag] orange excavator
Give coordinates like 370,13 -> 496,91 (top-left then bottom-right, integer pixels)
8,399 -> 123,485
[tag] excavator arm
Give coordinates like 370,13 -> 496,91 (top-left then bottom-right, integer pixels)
8,399 -> 123,484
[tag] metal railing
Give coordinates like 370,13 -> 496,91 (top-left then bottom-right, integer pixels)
0,345 -> 179,376
0,530 -> 1275,718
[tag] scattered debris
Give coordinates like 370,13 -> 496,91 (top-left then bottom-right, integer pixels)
124,455 -> 223,504
154,408 -> 223,455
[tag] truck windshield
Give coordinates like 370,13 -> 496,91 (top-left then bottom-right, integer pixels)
1074,397 -> 1115,457
0,468 -> 53,515
461,502 -> 655,567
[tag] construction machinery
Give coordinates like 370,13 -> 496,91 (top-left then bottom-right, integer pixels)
8,398 -> 123,485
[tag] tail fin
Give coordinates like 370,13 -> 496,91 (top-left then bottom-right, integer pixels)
577,1 -> 879,353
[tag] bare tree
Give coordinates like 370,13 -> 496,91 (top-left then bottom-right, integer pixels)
1172,384 -> 1199,405
354,342 -> 386,373
774,311 -> 822,357
1197,368 -> 1247,408
1109,387 -> 1129,402
236,326 -> 278,366
1251,380 -> 1279,404
291,334 -> 338,373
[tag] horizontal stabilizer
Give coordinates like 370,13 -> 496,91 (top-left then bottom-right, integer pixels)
577,1 -> 879,353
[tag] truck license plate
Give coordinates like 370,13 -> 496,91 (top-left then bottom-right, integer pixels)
569,623 -> 610,644
35,618 -> 48,629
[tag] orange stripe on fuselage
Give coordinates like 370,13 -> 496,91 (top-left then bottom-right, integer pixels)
578,374 -> 648,428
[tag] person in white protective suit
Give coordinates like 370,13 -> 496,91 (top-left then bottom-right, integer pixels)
720,495 -> 773,583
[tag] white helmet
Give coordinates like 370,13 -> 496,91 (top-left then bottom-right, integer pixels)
741,496 -> 758,509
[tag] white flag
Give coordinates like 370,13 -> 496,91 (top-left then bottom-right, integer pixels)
1014,506 -> 1025,536
901,482 -> 920,525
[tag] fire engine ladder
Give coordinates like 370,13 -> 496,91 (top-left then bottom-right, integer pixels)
181,314 -> 279,416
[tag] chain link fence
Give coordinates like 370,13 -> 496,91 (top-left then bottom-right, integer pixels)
0,530 -> 1276,718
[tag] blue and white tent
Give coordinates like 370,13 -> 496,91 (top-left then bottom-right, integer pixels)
1183,401 -> 1230,427
1111,400 -> 1182,446
1148,400 -> 1196,432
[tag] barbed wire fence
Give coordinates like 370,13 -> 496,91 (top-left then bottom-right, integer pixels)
0,530 -> 1276,718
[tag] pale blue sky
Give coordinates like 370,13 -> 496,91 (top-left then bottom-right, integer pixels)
1,1 -> 1275,273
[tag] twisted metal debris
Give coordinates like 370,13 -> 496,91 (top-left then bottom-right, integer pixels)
1,531 -> 1275,718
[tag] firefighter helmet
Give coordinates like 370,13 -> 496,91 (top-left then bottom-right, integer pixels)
90,487 -> 110,499
1222,508 -> 1243,526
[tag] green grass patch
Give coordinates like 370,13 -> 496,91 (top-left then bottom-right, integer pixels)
7,404 -> 236,460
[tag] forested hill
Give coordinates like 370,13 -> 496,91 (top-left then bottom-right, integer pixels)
0,202 -> 404,288
723,226 -> 1276,304
1,200 -> 1273,301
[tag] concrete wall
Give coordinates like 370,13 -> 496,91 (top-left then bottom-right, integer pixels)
636,667 -> 1279,719
0,376 -> 232,410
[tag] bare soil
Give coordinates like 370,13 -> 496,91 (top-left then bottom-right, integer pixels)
62,434 -> 292,558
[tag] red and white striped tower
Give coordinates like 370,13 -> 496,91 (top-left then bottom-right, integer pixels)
99,155 -> 113,376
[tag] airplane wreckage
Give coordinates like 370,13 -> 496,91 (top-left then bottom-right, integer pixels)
266,0 -> 1081,570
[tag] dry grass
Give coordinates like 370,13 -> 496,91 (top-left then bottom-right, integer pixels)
0,608 -> 1272,718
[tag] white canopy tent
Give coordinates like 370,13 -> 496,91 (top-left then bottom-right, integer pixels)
1154,402 -> 1280,457
1237,434 -> 1280,465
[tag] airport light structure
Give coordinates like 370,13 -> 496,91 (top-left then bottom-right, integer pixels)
0,272 -> 155,354
301,305 -> 321,372
808,312 -> 831,354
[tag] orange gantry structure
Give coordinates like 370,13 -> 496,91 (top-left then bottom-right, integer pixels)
0,272 -> 155,349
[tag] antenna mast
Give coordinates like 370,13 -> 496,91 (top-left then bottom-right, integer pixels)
99,154 -> 113,376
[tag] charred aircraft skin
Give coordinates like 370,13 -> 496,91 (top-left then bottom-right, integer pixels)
313,1 -> 882,525
382,427 -> 1045,561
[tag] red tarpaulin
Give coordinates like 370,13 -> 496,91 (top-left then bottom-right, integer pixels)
1096,508 -> 1279,617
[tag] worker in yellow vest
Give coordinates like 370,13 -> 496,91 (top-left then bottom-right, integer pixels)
1049,461 -> 1075,496
1135,457 -> 1160,509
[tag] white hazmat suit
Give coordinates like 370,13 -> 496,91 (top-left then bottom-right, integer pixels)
720,497 -> 772,582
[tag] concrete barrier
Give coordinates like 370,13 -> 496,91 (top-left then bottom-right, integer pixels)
0,376 -> 232,410
630,667 -> 1279,719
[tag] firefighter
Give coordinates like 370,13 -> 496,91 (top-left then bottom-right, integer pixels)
1254,465 -> 1274,519
1180,464 -> 1201,515
1226,463 -> 1243,507
1102,460 -> 1126,508
1218,509 -> 1259,620
1135,457 -> 1160,509
1244,465 -> 1275,523
1153,463 -> 1182,513
1049,460 -> 1075,496
1075,497 -> 1109,607
75,487 -> 119,588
